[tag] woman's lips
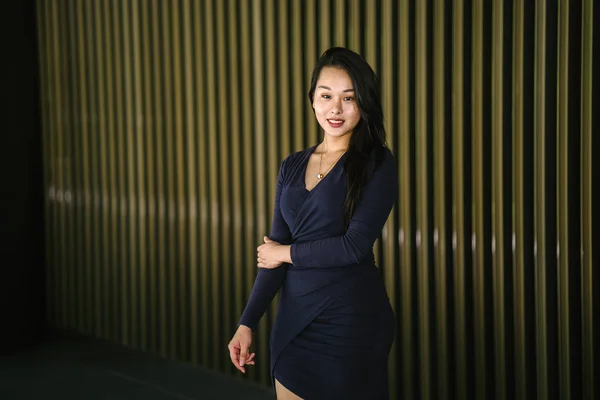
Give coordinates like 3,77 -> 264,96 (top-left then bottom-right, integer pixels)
327,119 -> 344,128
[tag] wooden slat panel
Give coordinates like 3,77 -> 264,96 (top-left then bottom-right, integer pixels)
159,0 -> 176,360
291,0 -> 304,151
471,1 -> 487,398
149,0 -> 167,357
182,0 -> 197,363
556,1 -> 571,397
491,1 -> 506,398
46,0 -> 58,327
66,0 -> 84,334
75,0 -> 93,334
278,0 -> 291,158
140,0 -> 155,353
304,0 -> 318,145
86,0 -> 98,337
512,1 -> 527,398
202,0 -> 221,372
415,2 -> 430,399
57,0 -> 69,330
364,0 -> 378,265
433,0 -> 448,398
37,0 -> 53,325
334,0 -> 345,46
397,2 -> 413,399
57,0 -> 75,331
381,0 -> 396,395
171,0 -> 187,361
129,0 -> 142,350
534,1 -> 549,398
364,0 -> 376,69
580,2 -> 594,399
264,0 -> 278,333
452,1 -> 467,398
122,0 -> 136,348
192,0 -> 210,367
348,0 -> 360,51
251,0 -> 269,384
227,0 -> 243,368
318,0 -> 331,50
238,0 -> 258,382
111,0 -> 128,345
131,0 -> 147,352
215,0 -> 231,371
96,0 -> 111,340
49,0 -> 65,329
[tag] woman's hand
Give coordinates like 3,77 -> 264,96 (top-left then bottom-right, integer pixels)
257,236 -> 284,269
227,325 -> 255,373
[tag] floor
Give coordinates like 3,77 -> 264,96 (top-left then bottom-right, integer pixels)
0,330 -> 274,400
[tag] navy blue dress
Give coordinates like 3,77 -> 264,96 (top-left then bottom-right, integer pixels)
239,145 -> 397,399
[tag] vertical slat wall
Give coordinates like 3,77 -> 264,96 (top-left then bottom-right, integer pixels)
37,0 -> 595,398
534,0 -> 549,397
512,2 -> 526,399
580,3 -> 594,400
471,2 -> 488,399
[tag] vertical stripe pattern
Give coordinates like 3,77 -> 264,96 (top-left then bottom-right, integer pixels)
37,1 -> 595,397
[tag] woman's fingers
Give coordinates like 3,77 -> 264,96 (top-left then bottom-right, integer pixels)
245,352 -> 256,365
239,343 -> 251,368
245,352 -> 255,365
257,258 -> 272,269
228,327 -> 255,374
228,344 -> 255,372
228,342 -> 245,373
258,260 -> 283,269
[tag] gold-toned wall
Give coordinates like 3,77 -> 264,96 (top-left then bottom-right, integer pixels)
37,0 -> 595,399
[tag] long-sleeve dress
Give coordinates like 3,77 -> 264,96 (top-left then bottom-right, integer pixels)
239,144 -> 398,399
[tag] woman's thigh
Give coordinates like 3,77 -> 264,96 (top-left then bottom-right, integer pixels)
275,379 -> 303,400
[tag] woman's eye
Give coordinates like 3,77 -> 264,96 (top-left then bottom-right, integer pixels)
344,97 -> 354,101
321,94 -> 331,99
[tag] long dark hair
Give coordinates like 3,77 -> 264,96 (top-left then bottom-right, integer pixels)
308,47 -> 388,225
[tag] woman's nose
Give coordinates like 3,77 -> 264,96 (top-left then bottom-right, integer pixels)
329,99 -> 342,114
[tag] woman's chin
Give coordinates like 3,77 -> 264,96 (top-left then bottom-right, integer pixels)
322,129 -> 353,139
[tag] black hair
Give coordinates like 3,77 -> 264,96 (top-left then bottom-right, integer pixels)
308,47 -> 388,225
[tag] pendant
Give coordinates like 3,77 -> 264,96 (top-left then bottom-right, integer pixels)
316,173 -> 323,179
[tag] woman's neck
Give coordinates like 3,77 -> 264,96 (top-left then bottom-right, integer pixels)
321,134 -> 351,153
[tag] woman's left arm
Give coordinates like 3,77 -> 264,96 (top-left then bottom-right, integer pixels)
259,149 -> 398,268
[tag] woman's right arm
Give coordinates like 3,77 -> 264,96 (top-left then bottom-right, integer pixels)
238,158 -> 292,330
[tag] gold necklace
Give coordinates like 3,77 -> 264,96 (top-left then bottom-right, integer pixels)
317,146 -> 346,179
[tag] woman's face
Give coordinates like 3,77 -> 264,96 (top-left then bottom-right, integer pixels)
312,66 -> 361,140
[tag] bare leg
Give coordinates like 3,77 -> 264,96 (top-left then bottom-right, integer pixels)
275,379 -> 303,400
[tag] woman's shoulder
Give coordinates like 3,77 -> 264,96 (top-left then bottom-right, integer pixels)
379,146 -> 395,163
369,146 -> 396,171
281,145 -> 317,167
277,145 -> 316,180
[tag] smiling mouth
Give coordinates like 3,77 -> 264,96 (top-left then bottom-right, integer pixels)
327,119 -> 344,126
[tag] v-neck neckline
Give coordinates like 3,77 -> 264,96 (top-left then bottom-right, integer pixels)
303,144 -> 346,193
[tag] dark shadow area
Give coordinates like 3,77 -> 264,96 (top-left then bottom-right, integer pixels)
0,0 -> 46,356
0,328 -> 273,400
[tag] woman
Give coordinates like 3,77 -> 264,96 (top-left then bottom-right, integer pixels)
228,47 -> 398,399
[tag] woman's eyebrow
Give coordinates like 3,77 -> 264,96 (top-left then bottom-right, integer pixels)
317,85 -> 355,92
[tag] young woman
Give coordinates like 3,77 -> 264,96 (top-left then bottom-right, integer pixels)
228,47 -> 398,399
